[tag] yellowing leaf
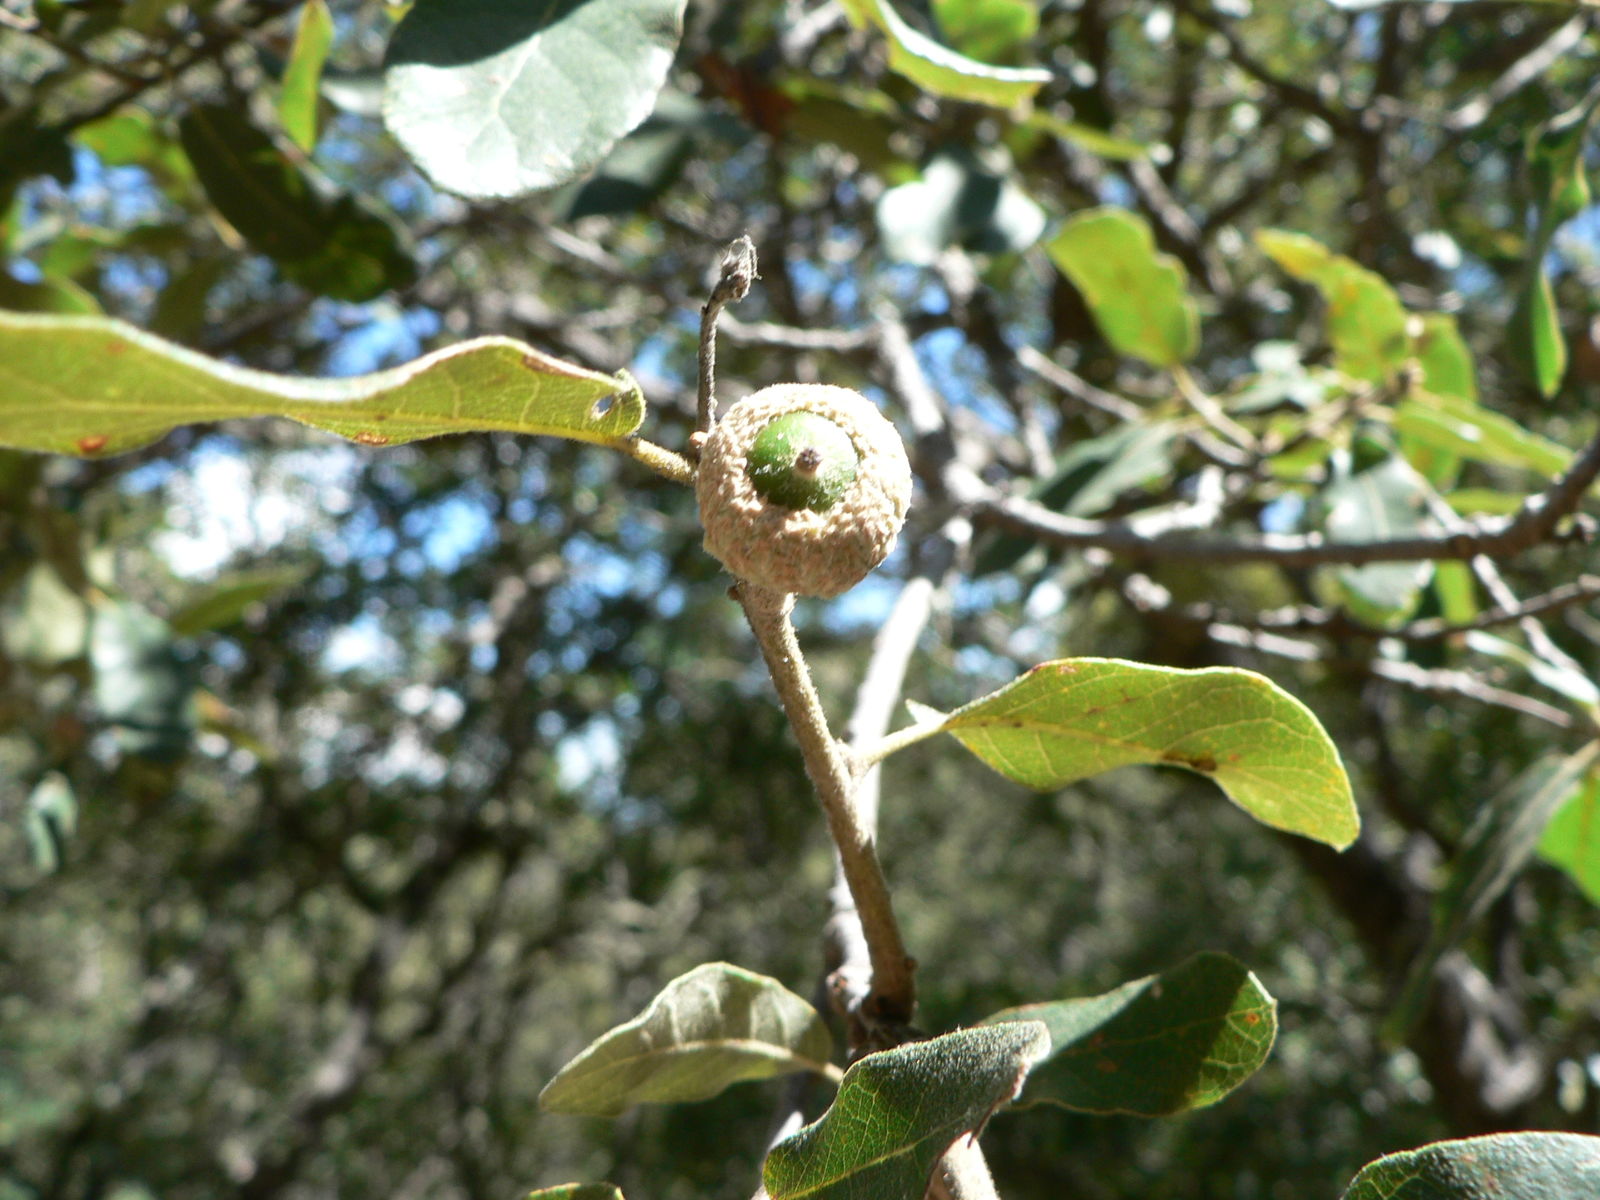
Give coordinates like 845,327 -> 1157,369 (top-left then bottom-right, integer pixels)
1048,208 -> 1198,368
1256,229 -> 1409,383
0,312 -> 643,457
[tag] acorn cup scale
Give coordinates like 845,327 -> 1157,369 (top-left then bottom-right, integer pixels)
696,384 -> 912,597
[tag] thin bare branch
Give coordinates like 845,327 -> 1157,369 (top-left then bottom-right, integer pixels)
1443,15 -> 1588,132
980,424 -> 1600,566
1123,572 -> 1600,643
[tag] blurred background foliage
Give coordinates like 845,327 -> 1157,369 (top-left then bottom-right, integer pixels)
1,1 -> 1599,1198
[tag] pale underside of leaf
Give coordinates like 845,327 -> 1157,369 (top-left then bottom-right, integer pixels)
383,0 -> 687,198
763,1022 -> 1051,1200
538,962 -> 833,1118
1338,1131 -> 1600,1200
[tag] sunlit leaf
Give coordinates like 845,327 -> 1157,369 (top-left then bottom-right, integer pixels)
931,658 -> 1359,848
1509,268 -> 1565,400
1257,229 -> 1410,383
383,0 -> 687,198
1506,90 -> 1600,399
1431,560 -> 1477,626
1539,768 -> 1600,907
538,963 -> 833,1118
1402,312 -> 1476,485
0,312 -> 644,457
1048,208 -> 1198,368
840,0 -> 1050,107
0,267 -> 100,315
280,0 -> 334,152
525,1186 -> 625,1200
982,952 -> 1275,1115
74,109 -> 195,193
1386,744 -> 1600,1043
763,1022 -> 1050,1200
1022,111 -> 1149,161
1339,1132 -> 1600,1199
932,0 -> 1037,63
1393,391 -> 1570,479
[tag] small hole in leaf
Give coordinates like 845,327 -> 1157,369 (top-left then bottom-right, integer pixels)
592,395 -> 615,419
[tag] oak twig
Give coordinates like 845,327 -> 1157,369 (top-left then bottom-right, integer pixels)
698,236 -> 758,435
981,422 -> 1600,567
736,582 -> 916,1027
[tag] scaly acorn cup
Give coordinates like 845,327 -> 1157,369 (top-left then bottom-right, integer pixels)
696,384 -> 912,597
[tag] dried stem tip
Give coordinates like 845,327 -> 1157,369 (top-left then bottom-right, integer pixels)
697,384 -> 912,598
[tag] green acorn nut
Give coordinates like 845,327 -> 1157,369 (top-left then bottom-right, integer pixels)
697,384 -> 912,597
746,410 -> 859,512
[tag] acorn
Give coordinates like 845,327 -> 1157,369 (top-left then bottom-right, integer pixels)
696,384 -> 912,597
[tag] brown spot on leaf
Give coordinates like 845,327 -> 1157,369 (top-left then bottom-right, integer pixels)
76,435 -> 108,454
1244,1012 -> 1262,1026
104,341 -> 126,355
1163,751 -> 1218,773
353,431 -> 389,446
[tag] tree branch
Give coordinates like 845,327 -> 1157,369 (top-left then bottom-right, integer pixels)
980,422 -> 1600,566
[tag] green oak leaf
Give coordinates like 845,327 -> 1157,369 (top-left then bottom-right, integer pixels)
982,951 -> 1275,1115
1401,312 -> 1476,486
383,0 -> 687,198
525,1187 -> 625,1200
1509,267 -> 1565,400
1339,1132 -> 1600,1199
1539,767 -> 1600,907
932,658 -> 1358,848
1048,208 -> 1199,368
0,312 -> 643,457
279,0 -> 334,152
179,103 -> 415,302
763,1022 -> 1050,1200
932,0 -> 1037,63
538,963 -> 833,1118
168,565 -> 316,637
840,0 -> 1050,108
1256,229 -> 1409,384
1393,391 -> 1570,480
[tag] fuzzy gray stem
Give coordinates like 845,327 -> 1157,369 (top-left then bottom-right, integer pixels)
735,580 -> 916,1025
